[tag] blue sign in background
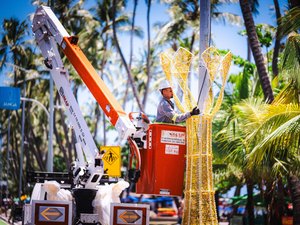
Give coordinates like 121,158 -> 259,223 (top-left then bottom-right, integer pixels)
0,86 -> 21,110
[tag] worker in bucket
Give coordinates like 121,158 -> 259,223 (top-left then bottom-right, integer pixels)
156,80 -> 200,123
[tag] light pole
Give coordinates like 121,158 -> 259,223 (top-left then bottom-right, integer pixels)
7,112 -> 11,198
19,83 -> 26,198
49,76 -> 54,172
20,97 -> 50,117
197,0 -> 211,113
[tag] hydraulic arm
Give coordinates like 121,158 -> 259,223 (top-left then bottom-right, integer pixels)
32,6 -> 138,188
32,6 -> 136,141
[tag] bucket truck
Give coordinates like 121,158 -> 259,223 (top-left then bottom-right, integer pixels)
24,5 -> 187,225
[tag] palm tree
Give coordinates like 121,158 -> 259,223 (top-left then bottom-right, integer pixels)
214,47 -> 285,224
272,0 -> 282,77
112,0 -> 144,112
155,0 -> 199,51
272,0 -> 300,78
241,34 -> 300,224
214,50 -> 264,225
277,6 -> 300,38
217,98 -> 265,225
88,0 -> 143,144
239,0 -> 274,103
142,0 -> 152,109
0,18 -> 28,86
156,0 -> 242,52
0,17 -> 43,195
122,0 -> 138,109
245,100 -> 300,224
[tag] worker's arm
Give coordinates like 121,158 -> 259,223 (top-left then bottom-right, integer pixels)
156,99 -> 191,123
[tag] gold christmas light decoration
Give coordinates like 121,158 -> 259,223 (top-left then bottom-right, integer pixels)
159,48 -> 196,113
160,47 -> 232,225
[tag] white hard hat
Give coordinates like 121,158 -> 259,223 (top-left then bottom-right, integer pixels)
158,80 -> 171,91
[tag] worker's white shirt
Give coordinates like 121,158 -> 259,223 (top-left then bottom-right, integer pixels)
156,97 -> 191,123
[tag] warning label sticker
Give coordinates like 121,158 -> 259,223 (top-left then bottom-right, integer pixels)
165,145 -> 179,155
161,130 -> 185,145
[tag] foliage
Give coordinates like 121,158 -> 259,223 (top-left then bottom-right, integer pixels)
277,6 -> 300,38
281,34 -> 300,89
53,155 -> 68,172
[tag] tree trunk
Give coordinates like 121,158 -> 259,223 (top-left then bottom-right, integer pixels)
215,190 -> 220,221
142,0 -> 151,108
277,177 -> 285,225
246,176 -> 255,225
288,173 -> 300,225
289,0 -> 300,8
27,120 -> 46,171
265,180 -> 283,225
56,94 -> 72,166
102,114 -> 107,146
123,0 -> 138,110
93,105 -> 100,140
129,0 -> 138,71
112,0 -> 143,112
264,180 -> 274,225
272,0 -> 281,78
53,97 -> 71,170
239,0 -> 274,103
247,38 -> 252,62
12,129 -> 20,191
232,185 -> 242,215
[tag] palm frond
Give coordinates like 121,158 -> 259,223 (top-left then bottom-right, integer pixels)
247,104 -> 300,168
277,7 -> 300,38
233,98 -> 266,135
282,34 -> 300,89
212,12 -> 243,26
271,158 -> 288,177
274,81 -> 299,104
255,114 -> 300,151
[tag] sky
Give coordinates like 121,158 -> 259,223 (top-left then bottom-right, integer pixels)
0,0 -> 289,140
212,0 -> 288,58
0,0 -> 289,108
0,0 -> 289,82
0,0 -> 289,85
0,0 -> 289,58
